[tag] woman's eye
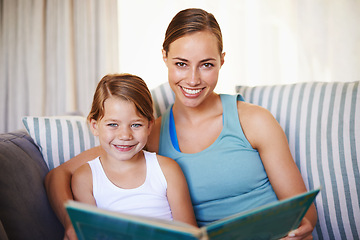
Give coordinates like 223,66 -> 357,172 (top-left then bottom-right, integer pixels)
176,62 -> 187,67
203,63 -> 214,68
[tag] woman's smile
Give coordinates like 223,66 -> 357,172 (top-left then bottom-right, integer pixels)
180,86 -> 204,98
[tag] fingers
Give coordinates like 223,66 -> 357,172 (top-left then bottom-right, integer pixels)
64,226 -> 78,240
285,218 -> 314,240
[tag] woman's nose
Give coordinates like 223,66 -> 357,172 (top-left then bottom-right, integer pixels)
186,67 -> 201,86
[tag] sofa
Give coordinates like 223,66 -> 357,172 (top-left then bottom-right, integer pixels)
0,81 -> 359,240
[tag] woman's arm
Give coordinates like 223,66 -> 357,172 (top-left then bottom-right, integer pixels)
238,102 -> 317,239
157,155 -> 198,227
146,117 -> 162,153
44,146 -> 101,239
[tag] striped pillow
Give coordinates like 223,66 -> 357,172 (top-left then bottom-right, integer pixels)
21,83 -> 174,171
236,81 -> 360,240
22,116 -> 99,170
151,82 -> 175,119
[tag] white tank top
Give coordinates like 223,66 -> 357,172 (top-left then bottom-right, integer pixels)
88,150 -> 173,221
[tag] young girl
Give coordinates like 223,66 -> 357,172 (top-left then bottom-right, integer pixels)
71,74 -> 197,227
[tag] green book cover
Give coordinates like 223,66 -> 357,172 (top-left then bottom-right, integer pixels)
66,188 -> 320,240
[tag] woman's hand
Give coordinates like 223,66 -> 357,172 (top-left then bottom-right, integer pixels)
281,217 -> 314,240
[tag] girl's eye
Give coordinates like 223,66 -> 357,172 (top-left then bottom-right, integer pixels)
107,123 -> 118,127
131,123 -> 142,128
176,62 -> 187,67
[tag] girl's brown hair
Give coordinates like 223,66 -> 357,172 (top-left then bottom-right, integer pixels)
88,73 -> 154,123
162,8 -> 223,56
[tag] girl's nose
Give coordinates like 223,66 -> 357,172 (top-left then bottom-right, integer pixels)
118,127 -> 133,140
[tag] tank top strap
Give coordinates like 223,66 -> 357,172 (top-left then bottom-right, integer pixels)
143,150 -> 157,169
88,157 -> 103,180
220,94 -> 244,133
87,157 -> 106,197
143,151 -> 168,188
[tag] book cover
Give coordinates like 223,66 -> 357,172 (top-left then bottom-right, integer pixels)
66,188 -> 320,240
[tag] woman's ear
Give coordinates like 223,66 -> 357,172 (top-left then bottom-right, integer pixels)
220,52 -> 226,67
89,119 -> 100,136
162,49 -> 167,63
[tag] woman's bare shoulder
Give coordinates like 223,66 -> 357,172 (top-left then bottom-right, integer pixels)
237,101 -> 275,122
237,101 -> 281,148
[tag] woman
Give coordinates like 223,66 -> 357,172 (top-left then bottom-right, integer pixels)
45,8 -> 317,240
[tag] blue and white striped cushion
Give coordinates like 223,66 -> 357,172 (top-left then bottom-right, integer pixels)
236,81 -> 360,240
21,83 -> 175,171
151,82 -> 175,119
22,116 -> 99,170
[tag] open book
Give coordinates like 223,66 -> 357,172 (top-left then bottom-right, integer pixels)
66,188 -> 320,240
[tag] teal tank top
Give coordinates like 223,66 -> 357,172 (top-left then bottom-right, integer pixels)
159,94 -> 278,226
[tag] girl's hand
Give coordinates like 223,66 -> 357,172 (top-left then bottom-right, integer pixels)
281,218 -> 314,240
64,225 -> 78,240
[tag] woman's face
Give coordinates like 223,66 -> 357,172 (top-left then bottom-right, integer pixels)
163,31 -> 225,108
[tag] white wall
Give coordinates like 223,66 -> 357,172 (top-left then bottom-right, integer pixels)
118,0 -> 360,93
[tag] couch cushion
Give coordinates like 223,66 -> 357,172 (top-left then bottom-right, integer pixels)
236,81 -> 360,240
151,82 -> 175,119
22,116 -> 99,170
0,130 -> 64,239
21,83 -> 175,171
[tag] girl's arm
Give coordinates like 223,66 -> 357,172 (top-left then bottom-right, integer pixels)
71,163 -> 96,205
157,155 -> 198,227
44,146 -> 101,239
238,102 -> 317,239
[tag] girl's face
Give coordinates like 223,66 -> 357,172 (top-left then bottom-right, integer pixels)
163,31 -> 225,108
90,97 -> 153,162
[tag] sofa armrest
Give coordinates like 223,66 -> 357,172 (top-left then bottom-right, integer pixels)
0,130 -> 64,240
